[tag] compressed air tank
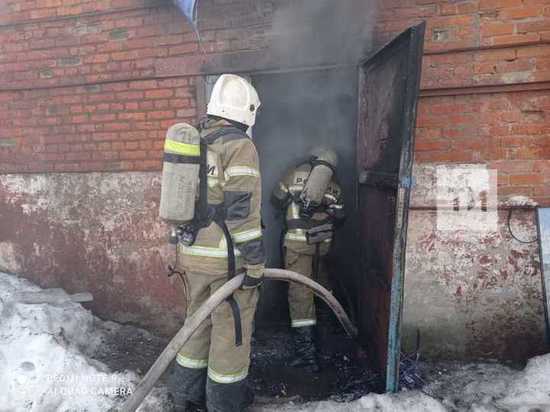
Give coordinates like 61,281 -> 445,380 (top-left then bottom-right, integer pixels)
159,123 -> 201,224
301,148 -> 338,206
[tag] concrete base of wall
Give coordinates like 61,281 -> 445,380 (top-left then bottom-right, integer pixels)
402,164 -> 546,361
403,208 -> 546,361
0,166 -> 546,359
0,172 -> 184,336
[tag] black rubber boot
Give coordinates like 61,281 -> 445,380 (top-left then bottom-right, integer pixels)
206,377 -> 254,412
167,363 -> 207,411
290,326 -> 321,373
169,400 -> 206,412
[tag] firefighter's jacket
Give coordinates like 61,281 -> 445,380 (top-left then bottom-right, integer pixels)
272,161 -> 345,256
178,118 -> 265,277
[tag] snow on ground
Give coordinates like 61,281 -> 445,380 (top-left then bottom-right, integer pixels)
253,391 -> 447,412
255,356 -> 550,411
0,271 -> 168,412
254,355 -> 550,412
1,270 -> 549,412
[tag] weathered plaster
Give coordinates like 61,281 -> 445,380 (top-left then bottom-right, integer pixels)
0,166 -> 545,359
402,164 -> 546,360
0,172 -> 183,335
0,242 -> 22,274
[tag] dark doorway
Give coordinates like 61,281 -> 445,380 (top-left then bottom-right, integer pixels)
253,67 -> 359,328
250,23 -> 425,393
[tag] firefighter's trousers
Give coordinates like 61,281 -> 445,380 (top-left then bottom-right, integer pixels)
284,247 -> 328,328
175,271 -> 259,407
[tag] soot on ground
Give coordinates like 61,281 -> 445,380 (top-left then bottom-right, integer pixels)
92,307 -> 383,404
250,325 -> 383,403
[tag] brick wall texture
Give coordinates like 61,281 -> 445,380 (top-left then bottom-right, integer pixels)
0,0 -> 549,204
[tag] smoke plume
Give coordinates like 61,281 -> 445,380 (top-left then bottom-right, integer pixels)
269,0 -> 378,67
254,1 -> 378,323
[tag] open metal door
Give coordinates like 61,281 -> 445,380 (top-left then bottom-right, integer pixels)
537,208 -> 550,345
355,23 -> 425,392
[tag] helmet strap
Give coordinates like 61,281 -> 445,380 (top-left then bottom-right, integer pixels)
207,115 -> 248,132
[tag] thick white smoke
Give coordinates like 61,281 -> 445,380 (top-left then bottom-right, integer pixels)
269,0 -> 378,67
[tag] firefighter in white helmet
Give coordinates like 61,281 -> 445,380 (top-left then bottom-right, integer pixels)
165,74 -> 264,412
271,147 -> 345,372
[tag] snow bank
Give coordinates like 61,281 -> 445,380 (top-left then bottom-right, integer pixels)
1,271 -> 549,412
255,355 -> 550,412
254,391 -> 446,412
0,272 -> 165,411
499,355 -> 550,410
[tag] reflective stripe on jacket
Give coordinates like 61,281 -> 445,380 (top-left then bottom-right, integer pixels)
272,161 -> 344,255
178,119 -> 265,275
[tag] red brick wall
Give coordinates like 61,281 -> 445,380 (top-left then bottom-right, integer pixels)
0,0 -> 548,204
0,0 -> 271,173
0,78 -> 195,173
376,0 -> 550,206
416,92 -> 549,203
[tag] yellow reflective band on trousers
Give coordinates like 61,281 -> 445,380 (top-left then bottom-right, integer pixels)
224,166 -> 260,179
180,244 -> 242,258
176,272 -> 259,389
231,227 -> 262,243
164,139 -> 201,156
208,367 -> 248,384
291,318 -> 317,328
176,353 -> 208,369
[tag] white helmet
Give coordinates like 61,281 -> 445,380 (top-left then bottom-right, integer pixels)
207,74 -> 261,127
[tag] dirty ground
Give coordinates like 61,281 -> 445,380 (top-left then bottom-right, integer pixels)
2,271 -> 550,412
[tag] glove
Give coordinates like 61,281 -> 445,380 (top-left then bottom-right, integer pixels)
240,264 -> 264,290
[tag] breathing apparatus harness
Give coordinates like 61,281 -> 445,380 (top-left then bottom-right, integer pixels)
281,157 -> 338,280
168,125 -> 248,347
298,156 -> 338,220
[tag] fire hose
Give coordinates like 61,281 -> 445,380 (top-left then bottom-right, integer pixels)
119,269 -> 357,412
